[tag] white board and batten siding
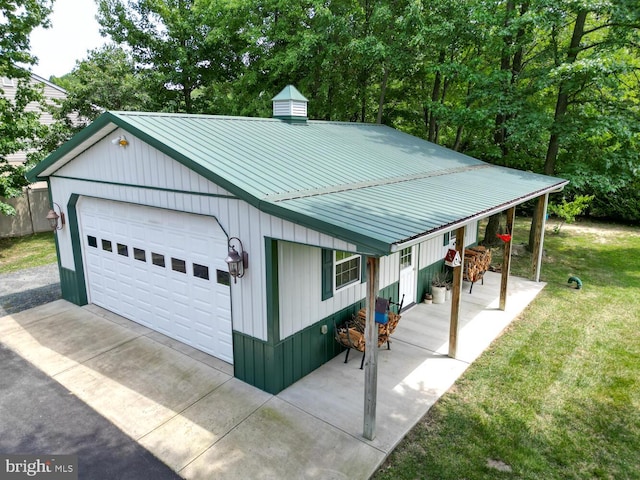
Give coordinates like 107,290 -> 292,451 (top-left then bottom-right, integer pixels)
50,130 -> 357,342
276,226 -> 478,341
418,223 -> 478,268
277,242 -> 399,339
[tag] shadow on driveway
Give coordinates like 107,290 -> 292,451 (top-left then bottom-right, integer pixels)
0,343 -> 180,480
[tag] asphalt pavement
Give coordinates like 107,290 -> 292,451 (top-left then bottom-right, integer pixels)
0,263 -> 61,317
0,263 -> 181,479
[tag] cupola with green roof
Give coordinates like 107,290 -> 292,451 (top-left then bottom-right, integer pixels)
272,85 -> 308,123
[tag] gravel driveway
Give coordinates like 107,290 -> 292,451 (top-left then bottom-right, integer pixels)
0,263 -> 61,317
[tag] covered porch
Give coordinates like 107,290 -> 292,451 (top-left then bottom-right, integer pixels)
278,271 -> 546,455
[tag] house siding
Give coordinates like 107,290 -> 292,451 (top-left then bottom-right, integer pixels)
3,75 -> 67,166
233,280 -> 399,394
48,133 -> 359,343
277,241 -> 398,340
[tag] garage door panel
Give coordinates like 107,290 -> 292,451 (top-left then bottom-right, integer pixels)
80,198 -> 233,364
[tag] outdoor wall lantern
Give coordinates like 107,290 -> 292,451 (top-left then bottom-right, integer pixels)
46,202 -> 65,231
111,135 -> 129,147
225,237 -> 248,283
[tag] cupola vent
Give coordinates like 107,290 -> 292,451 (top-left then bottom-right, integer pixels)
272,85 -> 308,123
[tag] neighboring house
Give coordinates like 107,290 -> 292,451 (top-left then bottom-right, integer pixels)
1,73 -> 67,237
27,86 -> 568,394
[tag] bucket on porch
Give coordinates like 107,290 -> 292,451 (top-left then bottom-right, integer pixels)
432,286 -> 446,304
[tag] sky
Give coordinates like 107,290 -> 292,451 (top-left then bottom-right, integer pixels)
30,0 -> 109,79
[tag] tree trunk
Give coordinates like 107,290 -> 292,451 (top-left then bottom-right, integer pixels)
543,9 -> 587,176
531,10 -> 587,250
483,214 -> 502,247
428,50 -> 446,142
376,66 -> 390,124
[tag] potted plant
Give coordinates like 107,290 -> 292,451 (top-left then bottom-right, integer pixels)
431,271 -> 448,304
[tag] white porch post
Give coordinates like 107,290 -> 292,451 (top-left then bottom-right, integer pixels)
363,256 -> 380,440
448,226 -> 465,358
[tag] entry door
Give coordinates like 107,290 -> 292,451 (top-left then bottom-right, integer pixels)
399,246 -> 416,307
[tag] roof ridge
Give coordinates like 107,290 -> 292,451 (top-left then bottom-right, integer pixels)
111,111 -> 281,122
264,164 -> 493,202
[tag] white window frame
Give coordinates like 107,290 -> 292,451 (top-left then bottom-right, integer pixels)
400,246 -> 412,269
2,77 -> 14,87
334,251 -> 361,291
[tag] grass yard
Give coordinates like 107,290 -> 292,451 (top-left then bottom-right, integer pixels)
375,218 -> 640,480
0,232 -> 57,274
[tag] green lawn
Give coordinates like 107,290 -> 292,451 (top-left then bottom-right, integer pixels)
0,232 -> 57,274
375,219 -> 640,480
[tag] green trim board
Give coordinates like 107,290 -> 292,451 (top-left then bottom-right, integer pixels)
51,175 -> 237,200
265,238 -> 280,344
65,194 -> 88,305
233,281 -> 399,394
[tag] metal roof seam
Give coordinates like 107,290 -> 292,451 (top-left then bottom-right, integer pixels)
264,164 -> 494,202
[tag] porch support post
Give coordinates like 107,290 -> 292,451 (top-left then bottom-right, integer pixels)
363,256 -> 380,440
531,194 -> 549,282
448,226 -> 466,358
499,207 -> 515,311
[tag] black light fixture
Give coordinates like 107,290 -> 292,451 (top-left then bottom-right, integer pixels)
46,202 -> 65,231
225,237 -> 248,283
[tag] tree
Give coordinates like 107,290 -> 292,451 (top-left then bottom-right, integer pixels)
97,0 -> 241,113
51,44 -> 150,127
0,0 -> 53,215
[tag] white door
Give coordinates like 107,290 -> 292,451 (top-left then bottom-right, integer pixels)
79,197 -> 233,364
399,246 -> 416,307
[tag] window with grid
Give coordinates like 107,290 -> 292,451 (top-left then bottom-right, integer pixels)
334,251 -> 360,290
400,247 -> 412,269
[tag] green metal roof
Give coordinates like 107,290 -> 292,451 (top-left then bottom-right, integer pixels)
28,111 -> 568,255
272,85 -> 309,102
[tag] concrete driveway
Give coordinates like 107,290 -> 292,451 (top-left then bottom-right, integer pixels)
0,272 -> 545,479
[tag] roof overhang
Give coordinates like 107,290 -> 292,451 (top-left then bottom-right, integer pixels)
389,180 -> 568,253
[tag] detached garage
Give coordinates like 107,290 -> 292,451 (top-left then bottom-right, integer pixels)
28,86 -> 567,394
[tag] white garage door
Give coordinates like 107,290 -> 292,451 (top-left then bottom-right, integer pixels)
79,197 -> 233,364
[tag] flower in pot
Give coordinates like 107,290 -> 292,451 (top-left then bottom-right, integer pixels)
431,271 -> 448,304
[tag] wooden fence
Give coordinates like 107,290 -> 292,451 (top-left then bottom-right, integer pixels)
0,185 -> 51,238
